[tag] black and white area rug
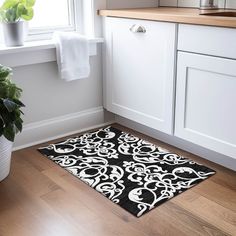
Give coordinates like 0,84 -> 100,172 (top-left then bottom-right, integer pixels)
38,126 -> 215,217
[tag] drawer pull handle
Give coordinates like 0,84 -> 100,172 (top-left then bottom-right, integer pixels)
130,25 -> 146,33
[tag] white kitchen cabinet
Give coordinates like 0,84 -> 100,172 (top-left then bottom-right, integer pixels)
104,17 -> 176,134
175,52 -> 236,158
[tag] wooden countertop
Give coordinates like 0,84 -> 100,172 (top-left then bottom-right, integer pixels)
99,7 -> 236,28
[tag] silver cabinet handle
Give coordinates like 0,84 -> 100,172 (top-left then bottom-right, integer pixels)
130,25 -> 146,33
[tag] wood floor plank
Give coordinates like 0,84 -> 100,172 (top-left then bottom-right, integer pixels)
158,202 -> 231,236
172,191 -> 236,235
0,179 -> 81,236
10,153 -> 61,197
192,180 -> 236,211
0,123 -> 235,236
12,148 -> 56,172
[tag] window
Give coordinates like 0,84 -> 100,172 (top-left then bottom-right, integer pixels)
28,0 -> 82,40
29,0 -> 74,30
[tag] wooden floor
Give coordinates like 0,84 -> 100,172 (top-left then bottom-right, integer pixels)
0,124 -> 235,236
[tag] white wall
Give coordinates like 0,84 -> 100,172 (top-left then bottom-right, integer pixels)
13,56 -> 103,125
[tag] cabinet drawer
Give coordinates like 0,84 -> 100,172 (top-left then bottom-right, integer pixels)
178,24 -> 236,59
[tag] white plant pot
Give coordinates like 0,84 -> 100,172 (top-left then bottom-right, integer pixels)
0,136 -> 13,182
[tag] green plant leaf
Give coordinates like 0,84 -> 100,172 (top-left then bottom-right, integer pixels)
5,7 -> 18,22
13,99 -> 25,107
0,118 -> 4,137
0,107 -> 14,124
13,87 -> 22,99
21,6 -> 33,20
1,0 -> 18,10
0,10 -> 6,22
0,64 -> 24,142
0,64 -> 12,79
3,124 -> 15,142
3,99 -> 18,112
0,113 -> 4,122
16,3 -> 25,19
3,124 -> 15,141
14,118 -> 22,132
8,84 -> 17,98
25,0 -> 35,7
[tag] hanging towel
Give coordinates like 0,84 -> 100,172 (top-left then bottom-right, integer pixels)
53,31 -> 90,81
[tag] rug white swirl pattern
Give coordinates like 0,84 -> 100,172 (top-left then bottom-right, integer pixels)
38,126 -> 215,217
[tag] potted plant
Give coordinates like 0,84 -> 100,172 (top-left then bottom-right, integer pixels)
0,0 -> 36,46
0,64 -> 25,181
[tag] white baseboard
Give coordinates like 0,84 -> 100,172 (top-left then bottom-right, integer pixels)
116,115 -> 236,171
14,107 -> 115,151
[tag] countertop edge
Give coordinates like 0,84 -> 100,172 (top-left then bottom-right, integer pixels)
98,8 -> 236,29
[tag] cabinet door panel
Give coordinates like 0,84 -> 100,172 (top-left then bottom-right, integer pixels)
175,52 -> 236,158
104,17 -> 176,134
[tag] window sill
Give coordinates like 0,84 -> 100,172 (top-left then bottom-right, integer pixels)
0,38 -> 104,67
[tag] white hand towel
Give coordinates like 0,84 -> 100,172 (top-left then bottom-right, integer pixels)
53,31 -> 90,81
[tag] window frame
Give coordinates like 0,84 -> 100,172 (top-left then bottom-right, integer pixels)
26,0 -> 84,41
